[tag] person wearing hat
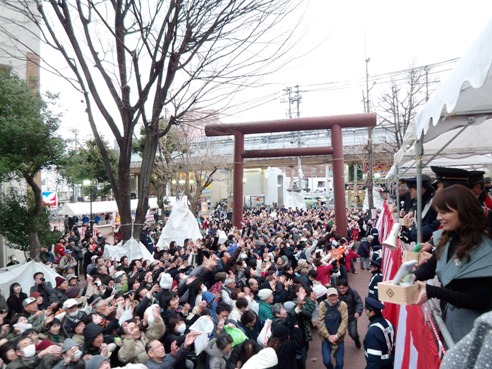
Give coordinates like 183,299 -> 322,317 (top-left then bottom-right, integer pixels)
468,170 -> 492,212
30,272 -> 53,309
59,250 -> 78,277
83,322 -> 115,358
268,323 -> 303,369
10,335 -> 62,369
364,220 -> 381,248
49,276 -> 69,306
317,287 -> 348,369
485,176 -> 492,193
113,271 -> 129,293
430,166 -> 470,192
29,291 -> 44,310
368,258 -> 383,302
60,298 -> 88,338
46,317 -> 66,344
51,338 -> 84,369
257,289 -> 274,323
241,347 -> 278,369
85,355 -> 109,369
402,175 -> 439,242
363,297 -> 394,369
66,274 -> 78,287
22,297 -> 46,330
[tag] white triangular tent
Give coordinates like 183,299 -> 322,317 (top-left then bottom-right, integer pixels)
0,261 -> 62,295
157,196 -> 202,248
103,238 -> 154,262
284,191 -> 306,209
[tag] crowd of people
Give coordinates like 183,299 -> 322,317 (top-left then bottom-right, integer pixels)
0,203 -> 393,369
1,165 -> 491,369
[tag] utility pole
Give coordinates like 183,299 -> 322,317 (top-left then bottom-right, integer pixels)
282,85 -> 303,190
282,87 -> 293,119
365,57 -> 375,212
293,85 -> 302,118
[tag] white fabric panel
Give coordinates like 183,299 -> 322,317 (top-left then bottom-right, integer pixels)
0,261 -> 62,296
156,196 -> 202,248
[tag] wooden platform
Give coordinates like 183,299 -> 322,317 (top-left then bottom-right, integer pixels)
306,264 -> 372,369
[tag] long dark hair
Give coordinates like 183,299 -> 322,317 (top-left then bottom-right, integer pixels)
433,185 -> 490,261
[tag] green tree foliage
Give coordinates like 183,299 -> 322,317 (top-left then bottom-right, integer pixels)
0,189 -> 59,256
60,139 -> 118,199
0,70 -> 65,260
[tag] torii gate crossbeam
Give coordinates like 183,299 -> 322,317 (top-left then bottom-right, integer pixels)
205,113 -> 377,236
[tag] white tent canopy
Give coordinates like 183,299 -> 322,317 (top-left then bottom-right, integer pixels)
389,18 -> 492,178
60,198 -> 159,216
415,18 -> 492,142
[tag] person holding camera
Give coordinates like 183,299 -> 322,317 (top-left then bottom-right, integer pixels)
30,272 -> 54,310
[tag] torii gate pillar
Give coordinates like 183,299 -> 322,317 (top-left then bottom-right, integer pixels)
205,113 -> 377,236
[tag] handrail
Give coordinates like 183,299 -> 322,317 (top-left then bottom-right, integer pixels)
426,299 -> 455,349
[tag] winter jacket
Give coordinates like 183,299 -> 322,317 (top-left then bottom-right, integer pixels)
317,299 -> 348,341
118,317 -> 166,364
338,287 -> 364,321
49,287 -> 68,306
258,301 -> 273,323
205,338 -> 231,369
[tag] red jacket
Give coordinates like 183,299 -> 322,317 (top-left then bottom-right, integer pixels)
316,264 -> 334,286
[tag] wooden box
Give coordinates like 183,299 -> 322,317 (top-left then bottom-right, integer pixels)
402,250 -> 421,263
399,217 -> 413,227
377,280 -> 419,305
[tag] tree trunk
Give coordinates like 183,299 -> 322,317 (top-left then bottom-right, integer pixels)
136,125 -> 160,238
26,175 -> 42,261
117,137 -> 134,241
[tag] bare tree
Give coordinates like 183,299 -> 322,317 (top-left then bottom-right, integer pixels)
0,0 -> 302,239
145,110 -> 224,215
378,67 -> 429,152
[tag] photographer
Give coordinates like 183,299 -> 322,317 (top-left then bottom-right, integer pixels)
30,273 -> 53,309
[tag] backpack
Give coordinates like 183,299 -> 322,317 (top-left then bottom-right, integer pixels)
323,300 -> 342,335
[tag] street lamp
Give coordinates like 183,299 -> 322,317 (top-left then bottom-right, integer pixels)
83,179 -> 98,235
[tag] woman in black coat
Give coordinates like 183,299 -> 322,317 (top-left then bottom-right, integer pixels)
6,283 -> 27,320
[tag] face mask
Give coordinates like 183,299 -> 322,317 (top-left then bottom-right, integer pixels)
73,349 -> 83,361
68,310 -> 79,318
176,323 -> 186,335
22,344 -> 36,358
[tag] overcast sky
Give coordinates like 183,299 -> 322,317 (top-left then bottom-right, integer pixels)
41,0 -> 492,141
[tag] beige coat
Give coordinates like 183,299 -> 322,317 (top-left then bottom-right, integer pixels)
317,299 -> 348,341
117,317 -> 166,364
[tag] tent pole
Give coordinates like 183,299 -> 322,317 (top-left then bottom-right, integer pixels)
422,125 -> 468,167
395,165 -> 400,214
415,139 -> 423,244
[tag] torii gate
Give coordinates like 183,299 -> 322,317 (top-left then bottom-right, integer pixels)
204,113 -> 377,236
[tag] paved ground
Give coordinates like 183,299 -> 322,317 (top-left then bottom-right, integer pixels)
306,262 -> 372,369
